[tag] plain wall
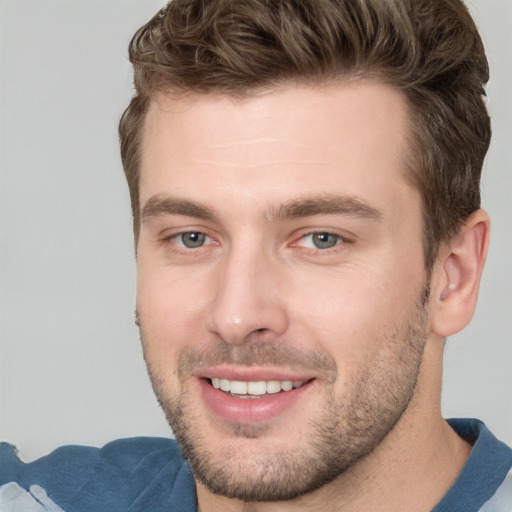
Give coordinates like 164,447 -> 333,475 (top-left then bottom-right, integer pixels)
0,0 -> 511,462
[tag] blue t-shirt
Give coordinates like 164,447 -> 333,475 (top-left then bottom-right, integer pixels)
0,419 -> 510,511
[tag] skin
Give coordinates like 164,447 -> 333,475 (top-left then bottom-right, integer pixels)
135,83 -> 489,511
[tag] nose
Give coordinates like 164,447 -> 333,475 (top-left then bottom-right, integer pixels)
205,245 -> 289,345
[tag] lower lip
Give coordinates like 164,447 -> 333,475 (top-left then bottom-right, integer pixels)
198,378 -> 312,424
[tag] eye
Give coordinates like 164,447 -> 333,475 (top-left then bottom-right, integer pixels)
298,232 -> 342,250
173,232 -> 213,249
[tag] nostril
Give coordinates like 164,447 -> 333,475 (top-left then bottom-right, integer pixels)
243,327 -> 274,344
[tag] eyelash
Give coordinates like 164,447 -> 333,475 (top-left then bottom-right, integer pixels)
290,231 -> 353,255
162,231 -> 218,251
160,229 -> 353,256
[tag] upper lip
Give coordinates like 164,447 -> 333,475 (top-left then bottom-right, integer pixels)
192,365 -> 317,382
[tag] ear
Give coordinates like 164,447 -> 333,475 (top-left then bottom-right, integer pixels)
430,209 -> 490,337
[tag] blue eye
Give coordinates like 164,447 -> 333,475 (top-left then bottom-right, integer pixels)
300,232 -> 341,249
176,232 -> 211,248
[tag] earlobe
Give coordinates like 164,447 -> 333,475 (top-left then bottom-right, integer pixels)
430,209 -> 490,337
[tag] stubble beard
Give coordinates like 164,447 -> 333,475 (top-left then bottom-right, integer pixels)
141,285 -> 430,502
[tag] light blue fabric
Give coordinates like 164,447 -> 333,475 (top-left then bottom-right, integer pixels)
0,483 -> 64,512
0,419 -> 510,511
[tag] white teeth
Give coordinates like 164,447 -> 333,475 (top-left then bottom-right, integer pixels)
229,381 -> 248,395
266,380 -> 281,394
210,378 -> 305,395
247,381 -> 267,395
280,380 -> 293,391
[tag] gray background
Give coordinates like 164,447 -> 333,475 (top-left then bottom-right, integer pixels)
0,0 -> 510,462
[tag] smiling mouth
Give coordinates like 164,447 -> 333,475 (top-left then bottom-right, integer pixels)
209,378 -> 307,398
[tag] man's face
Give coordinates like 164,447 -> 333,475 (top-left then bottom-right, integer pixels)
136,83 -> 430,501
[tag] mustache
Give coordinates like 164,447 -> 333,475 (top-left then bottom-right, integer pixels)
177,342 -> 338,383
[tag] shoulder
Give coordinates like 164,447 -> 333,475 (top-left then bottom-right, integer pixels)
433,419 -> 512,512
0,437 -> 196,512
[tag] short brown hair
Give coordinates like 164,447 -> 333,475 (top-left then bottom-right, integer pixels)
119,0 -> 490,270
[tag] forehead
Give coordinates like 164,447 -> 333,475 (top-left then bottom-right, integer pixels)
139,83 -> 415,217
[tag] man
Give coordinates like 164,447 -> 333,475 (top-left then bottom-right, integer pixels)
1,0 -> 510,510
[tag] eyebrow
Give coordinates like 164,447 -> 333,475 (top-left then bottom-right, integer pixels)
268,194 -> 382,222
141,195 -> 218,223
140,193 -> 382,224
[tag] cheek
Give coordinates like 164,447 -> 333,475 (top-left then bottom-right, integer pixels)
290,265 -> 393,323
288,264 -> 420,357
136,264 -> 213,358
